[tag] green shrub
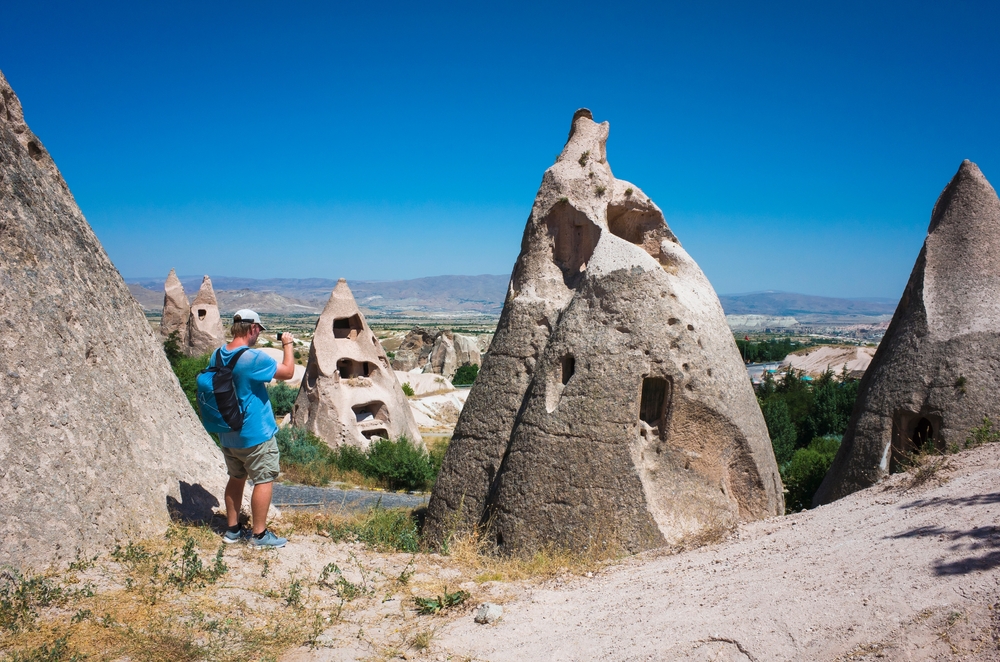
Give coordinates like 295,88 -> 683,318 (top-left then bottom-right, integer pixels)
277,427 -> 438,491
267,382 -> 299,417
366,437 -> 436,491
0,570 -> 65,633
452,364 -> 479,386
965,416 -> 1000,449
401,382 -> 415,397
782,436 -> 840,513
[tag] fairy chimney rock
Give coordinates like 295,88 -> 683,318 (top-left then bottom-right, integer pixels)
187,275 -> 226,356
291,279 -> 423,450
0,70 -> 226,570
815,160 -> 1000,505
391,327 -> 437,372
424,110 -> 783,554
161,268 -> 190,346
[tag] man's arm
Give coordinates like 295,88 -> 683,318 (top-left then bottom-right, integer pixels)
274,332 -> 296,381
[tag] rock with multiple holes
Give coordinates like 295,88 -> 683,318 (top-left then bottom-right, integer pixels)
0,70 -> 226,570
424,110 -> 783,554
187,275 -> 226,356
815,160 -> 1000,505
161,268 -> 191,347
291,279 -> 423,450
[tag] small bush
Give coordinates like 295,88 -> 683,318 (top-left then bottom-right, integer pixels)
401,382 -> 415,397
782,436 -> 840,513
267,382 -> 299,417
452,364 -> 479,386
965,416 -> 1000,449
0,571 -> 65,632
366,437 -> 436,491
578,150 -> 589,167
414,589 -> 469,615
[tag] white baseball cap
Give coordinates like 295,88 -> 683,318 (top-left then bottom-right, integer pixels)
233,309 -> 268,330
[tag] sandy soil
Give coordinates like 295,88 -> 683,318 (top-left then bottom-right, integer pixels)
420,444 -> 1000,662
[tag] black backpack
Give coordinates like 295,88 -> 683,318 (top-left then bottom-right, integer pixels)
196,347 -> 251,433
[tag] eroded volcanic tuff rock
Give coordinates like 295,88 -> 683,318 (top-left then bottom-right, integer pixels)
292,280 -> 422,450
424,110 -> 783,554
816,160 -> 1000,505
187,275 -> 226,356
161,268 -> 190,346
0,71 -> 226,570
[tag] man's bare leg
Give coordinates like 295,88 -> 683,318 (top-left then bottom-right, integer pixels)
251,481 -> 273,535
225,477 -> 246,528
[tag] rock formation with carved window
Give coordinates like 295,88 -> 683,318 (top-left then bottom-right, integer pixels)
0,70 -> 226,570
424,110 -> 783,554
187,275 -> 226,356
815,160 -> 1000,506
291,279 -> 423,449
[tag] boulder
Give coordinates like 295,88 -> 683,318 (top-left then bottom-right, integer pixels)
391,327 -> 436,371
160,268 -> 190,346
0,70 -> 226,570
454,333 -> 481,371
187,275 -> 226,356
424,331 -> 457,377
424,110 -> 783,554
815,161 -> 1000,505
291,279 -> 423,449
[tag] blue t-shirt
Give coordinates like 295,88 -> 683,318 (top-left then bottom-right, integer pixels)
212,346 -> 279,449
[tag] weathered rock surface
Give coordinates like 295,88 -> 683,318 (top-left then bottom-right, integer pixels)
161,269 -> 190,346
292,280 -> 423,449
815,160 -> 1000,505
391,327 -> 436,372
0,70 -> 226,570
424,110 -> 783,554
187,275 -> 226,356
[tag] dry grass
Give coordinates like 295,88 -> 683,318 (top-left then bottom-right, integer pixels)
279,463 -> 382,490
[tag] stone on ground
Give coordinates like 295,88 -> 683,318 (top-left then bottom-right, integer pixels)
291,279 -> 423,449
0,70 -> 226,570
816,160 -> 1000,505
424,110 -> 783,554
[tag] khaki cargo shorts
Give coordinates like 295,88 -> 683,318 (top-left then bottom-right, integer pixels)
222,437 -> 280,484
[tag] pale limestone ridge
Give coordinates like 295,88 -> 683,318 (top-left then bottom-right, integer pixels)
816,160 -> 1000,505
424,110 -> 783,554
291,279 -> 423,450
0,70 -> 226,570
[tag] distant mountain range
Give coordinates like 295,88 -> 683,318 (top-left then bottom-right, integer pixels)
128,277 -> 897,320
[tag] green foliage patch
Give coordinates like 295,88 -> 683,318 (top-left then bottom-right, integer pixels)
414,588 -> 469,615
782,437 -> 841,513
267,382 -> 299,417
736,337 -> 808,363
452,363 -> 479,386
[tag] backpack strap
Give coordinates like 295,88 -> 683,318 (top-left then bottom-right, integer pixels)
223,347 -> 252,369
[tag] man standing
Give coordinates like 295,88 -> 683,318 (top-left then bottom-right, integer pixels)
215,309 -> 296,548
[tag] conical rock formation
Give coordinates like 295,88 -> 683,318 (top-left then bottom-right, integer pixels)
292,280 -> 423,449
187,275 -> 226,356
0,71 -> 226,570
161,268 -> 191,346
424,110 -> 783,554
815,160 -> 1000,505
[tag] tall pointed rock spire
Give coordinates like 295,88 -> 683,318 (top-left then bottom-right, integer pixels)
187,275 -> 225,355
161,268 -> 191,346
816,160 -> 1000,505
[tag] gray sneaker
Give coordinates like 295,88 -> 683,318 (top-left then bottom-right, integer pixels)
248,529 -> 287,549
222,528 -> 247,544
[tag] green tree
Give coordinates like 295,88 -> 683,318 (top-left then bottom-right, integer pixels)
452,363 -> 479,386
782,436 -> 841,512
762,398 -> 797,465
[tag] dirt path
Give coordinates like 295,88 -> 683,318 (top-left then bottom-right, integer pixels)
272,484 -> 429,512
432,445 -> 1000,661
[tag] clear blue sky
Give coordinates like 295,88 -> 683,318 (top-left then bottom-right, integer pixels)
2,1 -> 998,298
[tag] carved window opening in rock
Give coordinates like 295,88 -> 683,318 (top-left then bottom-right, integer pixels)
639,377 -> 672,438
337,358 -> 375,379
353,401 -> 389,425
607,204 -> 675,265
362,428 -> 389,441
561,355 -> 575,385
333,315 -> 363,339
890,410 -> 942,472
546,203 -> 600,288
27,141 -> 43,161
196,308 -> 207,320
305,362 -> 318,390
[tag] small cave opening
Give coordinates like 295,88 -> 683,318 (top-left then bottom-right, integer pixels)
639,377 -> 673,440
197,308 -> 207,320
333,314 -> 363,339
353,401 -> 389,424
890,411 -> 943,472
336,358 -> 374,379
27,141 -> 43,161
546,203 -> 600,288
362,428 -> 389,441
606,203 -> 675,264
561,355 -> 575,385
